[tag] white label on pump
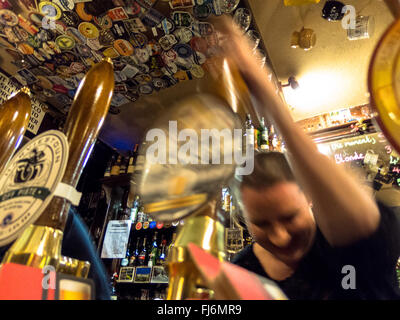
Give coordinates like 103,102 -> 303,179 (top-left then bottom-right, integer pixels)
0,130 -> 69,246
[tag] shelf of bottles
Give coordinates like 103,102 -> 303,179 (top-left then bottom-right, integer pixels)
108,192 -> 181,300
102,143 -> 141,184
245,114 -> 285,153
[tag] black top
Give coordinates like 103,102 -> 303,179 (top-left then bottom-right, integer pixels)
232,202 -> 400,299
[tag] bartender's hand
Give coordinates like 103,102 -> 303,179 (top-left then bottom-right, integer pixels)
214,16 -> 291,121
214,16 -> 381,247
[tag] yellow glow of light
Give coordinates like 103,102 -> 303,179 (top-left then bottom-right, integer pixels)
316,143 -> 331,156
201,220 -> 215,251
282,71 -> 347,114
223,59 -> 238,113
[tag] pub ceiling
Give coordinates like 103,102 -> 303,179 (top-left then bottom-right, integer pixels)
0,0 -> 395,150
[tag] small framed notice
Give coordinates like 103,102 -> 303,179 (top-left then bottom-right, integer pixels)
118,267 -> 135,283
151,266 -> 169,283
134,267 -> 152,283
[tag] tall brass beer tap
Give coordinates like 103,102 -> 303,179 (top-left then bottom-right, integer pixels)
0,87 -> 31,175
2,59 -> 114,272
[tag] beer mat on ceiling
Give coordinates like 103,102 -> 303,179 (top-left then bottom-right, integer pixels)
0,0 -> 267,115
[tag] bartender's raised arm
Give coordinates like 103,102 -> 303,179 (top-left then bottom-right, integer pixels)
217,18 -> 380,247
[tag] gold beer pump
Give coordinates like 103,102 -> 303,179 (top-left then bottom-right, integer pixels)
0,87 -> 31,175
2,59 -> 114,277
135,61 -> 250,300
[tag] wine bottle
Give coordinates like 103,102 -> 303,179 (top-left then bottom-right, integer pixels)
134,144 -> 145,174
269,125 -> 279,151
119,156 -> 127,175
245,114 -> 255,149
127,150 -> 135,174
104,157 -> 113,177
138,237 -> 147,266
259,117 -> 269,151
127,144 -> 139,174
111,155 -> 121,176
2,59 -> 115,271
148,232 -> 159,267
157,237 -> 167,266
0,87 -> 31,175
129,237 -> 140,267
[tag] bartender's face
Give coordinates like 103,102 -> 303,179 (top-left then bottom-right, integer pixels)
241,182 -> 316,264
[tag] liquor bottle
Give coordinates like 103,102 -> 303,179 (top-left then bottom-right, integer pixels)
132,144 -> 139,157
111,154 -> 122,176
157,237 -> 167,266
104,157 -> 113,177
0,87 -> 31,175
130,196 -> 139,223
134,144 -> 145,174
129,237 -> 140,266
259,117 -> 270,151
269,125 -> 278,151
166,232 -> 177,261
127,151 -> 135,174
137,237 -> 147,266
148,232 -> 159,267
119,156 -> 127,175
2,59 -> 114,273
245,114 -> 255,150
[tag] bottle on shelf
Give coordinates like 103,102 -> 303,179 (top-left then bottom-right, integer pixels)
121,246 -> 130,267
269,125 -> 279,151
137,205 -> 145,223
119,156 -> 127,175
259,117 -> 270,151
245,114 -> 255,150
130,196 -> 140,223
157,236 -> 167,266
127,151 -> 135,174
148,232 -> 159,267
134,143 -> 145,174
111,154 -> 122,176
137,236 -> 147,266
104,156 -> 113,177
129,237 -> 140,267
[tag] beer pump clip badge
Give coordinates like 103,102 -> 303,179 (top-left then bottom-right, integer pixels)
0,130 -> 74,247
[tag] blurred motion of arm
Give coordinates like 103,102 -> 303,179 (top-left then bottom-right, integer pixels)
216,17 -> 380,247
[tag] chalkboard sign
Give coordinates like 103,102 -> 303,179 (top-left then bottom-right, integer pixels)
318,132 -> 398,166
318,132 -> 400,188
